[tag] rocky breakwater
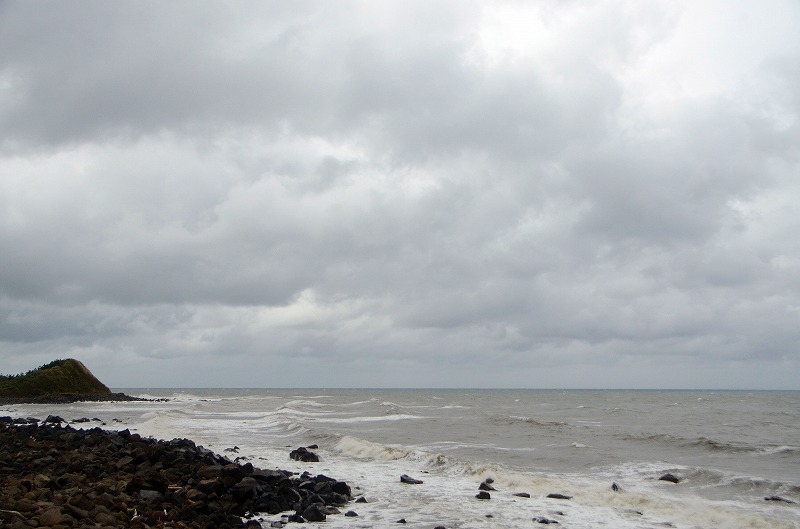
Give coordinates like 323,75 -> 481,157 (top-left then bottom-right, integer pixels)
0,417 -> 352,528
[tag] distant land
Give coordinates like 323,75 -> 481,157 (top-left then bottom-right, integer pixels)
0,359 -> 150,404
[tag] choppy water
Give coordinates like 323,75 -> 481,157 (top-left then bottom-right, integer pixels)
4,389 -> 799,528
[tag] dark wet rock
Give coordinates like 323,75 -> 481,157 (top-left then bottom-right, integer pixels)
476,491 -> 491,500
611,482 -> 622,492
513,492 -> 531,498
126,469 -> 168,494
290,446 -> 320,462
546,493 -> 572,500
0,392 -> 158,405
400,474 -> 424,484
396,518 -> 407,523
659,473 -> 680,484
0,420 -> 352,528
44,414 -> 64,424
39,506 -> 65,526
356,496 -> 368,503
479,481 -> 496,491
345,510 -> 359,516
534,516 -> 559,524
434,526 -> 446,529
765,496 -> 796,504
302,503 -> 327,522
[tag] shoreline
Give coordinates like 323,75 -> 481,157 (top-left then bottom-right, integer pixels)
0,417 -> 353,528
0,392 -> 162,406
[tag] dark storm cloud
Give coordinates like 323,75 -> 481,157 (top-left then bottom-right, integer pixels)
0,1 -> 798,388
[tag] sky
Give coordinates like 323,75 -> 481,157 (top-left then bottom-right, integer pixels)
1,1 -> 799,389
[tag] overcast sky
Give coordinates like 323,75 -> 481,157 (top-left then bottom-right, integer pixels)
1,1 -> 798,389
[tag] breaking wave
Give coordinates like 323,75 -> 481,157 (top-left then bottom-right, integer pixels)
624,433 -> 762,454
491,414 -> 568,428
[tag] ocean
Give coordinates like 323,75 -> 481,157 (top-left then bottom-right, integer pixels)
4,389 -> 799,528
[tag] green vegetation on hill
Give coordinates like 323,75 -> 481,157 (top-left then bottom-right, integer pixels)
0,359 -> 111,398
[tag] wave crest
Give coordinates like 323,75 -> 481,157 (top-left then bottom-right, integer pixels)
491,414 -> 567,428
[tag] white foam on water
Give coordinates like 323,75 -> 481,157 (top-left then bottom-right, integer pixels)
340,398 -> 378,407
314,435 -> 799,529
282,399 -> 328,407
243,440 -> 800,529
310,414 -> 424,424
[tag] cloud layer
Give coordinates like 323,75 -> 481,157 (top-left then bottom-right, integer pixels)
1,1 -> 798,388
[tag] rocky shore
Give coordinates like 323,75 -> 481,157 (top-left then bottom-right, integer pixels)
0,417 -> 353,528
0,393 -> 156,406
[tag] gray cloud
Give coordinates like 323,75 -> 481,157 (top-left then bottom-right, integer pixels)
1,1 -> 798,388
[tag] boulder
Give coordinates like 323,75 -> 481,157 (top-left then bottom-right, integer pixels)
301,503 -> 327,522
546,493 -> 572,500
400,474 -> 424,484
289,447 -> 320,462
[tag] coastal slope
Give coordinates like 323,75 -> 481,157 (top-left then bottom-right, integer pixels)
0,359 -> 142,404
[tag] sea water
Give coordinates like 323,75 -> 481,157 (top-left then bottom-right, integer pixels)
4,389 -> 799,528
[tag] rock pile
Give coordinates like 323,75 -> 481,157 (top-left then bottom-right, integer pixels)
0,417 -> 352,528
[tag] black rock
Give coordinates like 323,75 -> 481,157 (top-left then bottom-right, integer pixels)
290,446 -> 320,462
400,474 -> 423,484
658,473 -> 680,484
479,481 -> 496,491
345,510 -> 359,517
611,482 -> 622,492
0,420 -> 354,529
301,503 -> 327,522
332,480 -> 352,497
396,518 -> 407,523
44,414 -> 64,424
126,469 -> 168,494
513,492 -> 531,498
355,496 -> 368,503
546,493 -> 572,500
765,496 -> 796,504
534,516 -> 559,524
476,491 -> 491,500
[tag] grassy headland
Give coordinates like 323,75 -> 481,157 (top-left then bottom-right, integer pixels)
0,358 -> 111,398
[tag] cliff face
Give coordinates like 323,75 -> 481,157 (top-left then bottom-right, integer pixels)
0,359 -> 111,398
